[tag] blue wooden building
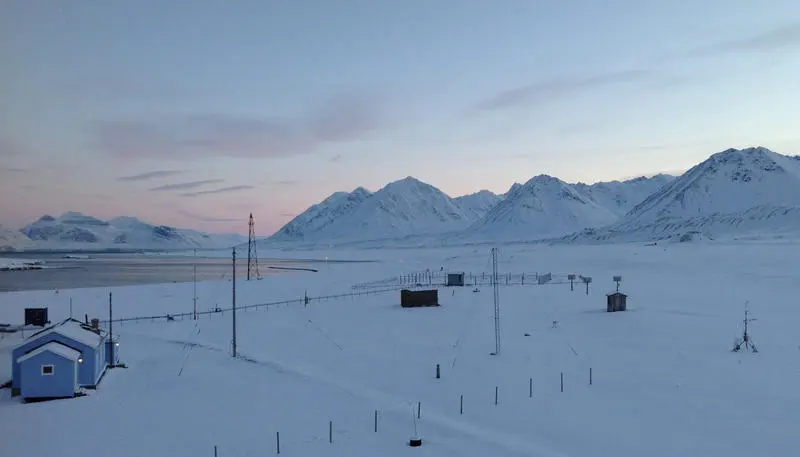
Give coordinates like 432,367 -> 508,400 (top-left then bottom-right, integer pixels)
17,342 -> 82,400
11,318 -> 114,399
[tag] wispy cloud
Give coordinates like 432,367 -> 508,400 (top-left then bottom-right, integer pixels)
181,185 -> 254,197
175,209 -> 239,223
478,70 -> 648,111
279,212 -> 296,218
117,170 -> 183,181
0,167 -> 28,173
688,23 -> 800,57
149,179 -> 224,192
93,95 -> 385,161
272,180 -> 298,186
475,69 -> 648,111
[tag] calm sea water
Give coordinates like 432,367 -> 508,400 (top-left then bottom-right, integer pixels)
0,253 -> 336,292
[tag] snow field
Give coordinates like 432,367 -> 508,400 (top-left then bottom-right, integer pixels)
1,243 -> 800,456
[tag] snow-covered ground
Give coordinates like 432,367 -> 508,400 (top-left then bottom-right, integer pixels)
1,243 -> 799,457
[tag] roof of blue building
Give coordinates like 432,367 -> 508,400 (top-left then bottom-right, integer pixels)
26,318 -> 106,347
17,341 -> 82,363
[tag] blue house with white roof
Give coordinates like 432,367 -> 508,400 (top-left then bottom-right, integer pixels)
11,318 -> 114,399
17,342 -> 82,399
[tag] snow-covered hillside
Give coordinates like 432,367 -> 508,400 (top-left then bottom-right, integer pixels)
627,147 -> 800,222
453,190 -> 501,220
463,175 -> 619,241
575,174 -> 675,217
560,147 -> 800,244
19,212 -> 245,250
270,187 -> 372,241
562,205 -> 800,244
270,177 -> 474,244
0,225 -> 33,252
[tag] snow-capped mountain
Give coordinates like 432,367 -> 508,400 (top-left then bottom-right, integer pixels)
266,146 -> 800,247
270,187 -> 372,241
463,175 -> 619,241
574,174 -> 675,217
626,147 -> 800,222
0,225 -> 33,252
270,177 -> 474,244
561,147 -> 800,243
19,212 -> 246,250
453,190 -> 502,220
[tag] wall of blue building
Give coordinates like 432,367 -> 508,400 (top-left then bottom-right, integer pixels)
19,351 -> 78,399
12,333 -> 105,390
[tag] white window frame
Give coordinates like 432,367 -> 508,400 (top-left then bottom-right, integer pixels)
41,364 -> 55,376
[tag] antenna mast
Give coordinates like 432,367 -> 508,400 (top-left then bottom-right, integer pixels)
232,247 -> 237,358
247,213 -> 260,280
492,247 -> 501,355
193,249 -> 198,320
732,301 -> 758,353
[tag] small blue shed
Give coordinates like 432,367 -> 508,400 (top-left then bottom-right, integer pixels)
17,342 -> 81,400
11,318 -> 110,397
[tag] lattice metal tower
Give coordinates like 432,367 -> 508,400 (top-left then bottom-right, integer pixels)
247,213 -> 260,280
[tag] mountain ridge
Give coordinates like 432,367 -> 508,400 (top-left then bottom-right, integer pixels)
269,172 -> 676,244
267,146 -> 800,247
11,212 -> 246,252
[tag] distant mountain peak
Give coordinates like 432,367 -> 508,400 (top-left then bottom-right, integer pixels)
384,176 -> 429,190
465,175 -> 617,241
626,146 -> 800,222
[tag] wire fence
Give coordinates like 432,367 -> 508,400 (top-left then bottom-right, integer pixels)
98,284 -> 425,325
352,271 -> 581,290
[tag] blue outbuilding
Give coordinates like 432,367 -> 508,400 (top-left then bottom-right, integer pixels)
11,318 -> 114,399
17,342 -> 82,400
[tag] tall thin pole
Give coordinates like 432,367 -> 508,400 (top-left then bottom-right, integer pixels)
108,292 -> 113,341
492,248 -> 501,355
193,249 -> 197,320
232,248 -> 237,358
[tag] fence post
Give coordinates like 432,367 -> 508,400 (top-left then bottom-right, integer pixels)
589,367 -> 593,386
460,394 -> 463,414
214,445 -> 217,457
374,410 -> 378,432
529,377 -> 533,398
276,431 -> 280,454
329,420 -> 333,443
436,364 -> 440,379
495,386 -> 498,405
561,372 -> 564,392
